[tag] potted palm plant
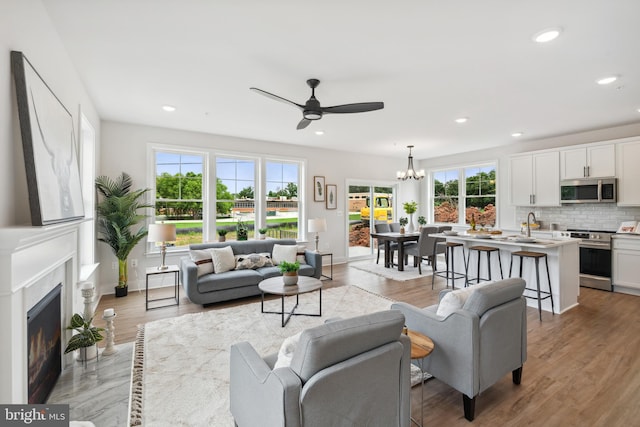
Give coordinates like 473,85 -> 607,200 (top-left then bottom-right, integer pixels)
279,260 -> 300,285
258,228 -> 268,240
218,228 -> 228,242
96,172 -> 152,297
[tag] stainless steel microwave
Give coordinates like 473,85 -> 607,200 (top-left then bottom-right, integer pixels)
560,178 -> 617,203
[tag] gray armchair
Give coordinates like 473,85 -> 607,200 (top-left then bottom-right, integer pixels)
230,310 -> 412,427
391,278 -> 527,421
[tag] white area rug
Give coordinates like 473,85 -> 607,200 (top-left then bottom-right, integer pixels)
131,285 -> 429,426
350,259 -> 443,281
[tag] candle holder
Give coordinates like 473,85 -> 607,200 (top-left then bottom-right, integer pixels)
80,283 -> 94,322
77,283 -> 98,362
102,313 -> 118,356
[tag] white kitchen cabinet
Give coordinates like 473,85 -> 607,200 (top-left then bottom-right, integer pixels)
612,236 -> 640,292
509,151 -> 559,206
560,144 -> 616,179
616,139 -> 640,206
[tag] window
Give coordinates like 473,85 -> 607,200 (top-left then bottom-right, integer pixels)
432,164 -> 496,226
465,166 -> 496,227
154,151 -> 204,247
266,161 -> 299,239
433,169 -> 459,223
151,146 -> 304,246
216,157 -> 256,240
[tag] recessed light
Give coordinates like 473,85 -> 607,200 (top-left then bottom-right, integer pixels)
596,76 -> 618,85
162,105 -> 176,112
455,117 -> 468,124
512,132 -> 524,137
637,108 -> 640,113
315,130 -> 324,135
533,28 -> 562,43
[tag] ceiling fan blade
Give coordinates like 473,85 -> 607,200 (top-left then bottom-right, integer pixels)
297,118 -> 311,130
250,87 -> 304,110
321,102 -> 384,114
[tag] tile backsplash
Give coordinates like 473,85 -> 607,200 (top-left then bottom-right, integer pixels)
515,205 -> 640,232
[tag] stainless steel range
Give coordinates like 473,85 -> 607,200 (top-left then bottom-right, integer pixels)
563,229 -> 614,291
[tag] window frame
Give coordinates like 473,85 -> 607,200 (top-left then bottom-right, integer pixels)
429,161 -> 498,226
147,143 -> 306,253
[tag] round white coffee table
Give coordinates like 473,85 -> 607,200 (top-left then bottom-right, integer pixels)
258,276 -> 323,327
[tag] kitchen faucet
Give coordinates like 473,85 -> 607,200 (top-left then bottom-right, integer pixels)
526,212 -> 536,237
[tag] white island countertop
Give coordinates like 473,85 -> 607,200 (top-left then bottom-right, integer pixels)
432,232 -> 580,314
434,233 -> 580,248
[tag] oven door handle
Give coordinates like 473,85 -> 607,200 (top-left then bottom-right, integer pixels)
579,242 -> 611,250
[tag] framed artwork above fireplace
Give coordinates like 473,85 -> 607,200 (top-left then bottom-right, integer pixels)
11,50 -> 84,226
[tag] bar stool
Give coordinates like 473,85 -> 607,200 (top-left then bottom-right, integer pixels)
509,250 -> 555,321
432,242 -> 468,289
466,246 -> 503,285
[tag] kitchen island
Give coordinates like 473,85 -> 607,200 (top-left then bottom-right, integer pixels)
436,233 -> 580,314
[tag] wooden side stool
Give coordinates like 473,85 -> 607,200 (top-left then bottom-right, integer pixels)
432,242 -> 468,289
509,250 -> 555,321
466,246 -> 503,285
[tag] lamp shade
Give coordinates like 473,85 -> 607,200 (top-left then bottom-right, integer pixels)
308,218 -> 327,233
148,223 -> 177,243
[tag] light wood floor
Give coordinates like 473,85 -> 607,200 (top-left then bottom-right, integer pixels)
95,262 -> 640,426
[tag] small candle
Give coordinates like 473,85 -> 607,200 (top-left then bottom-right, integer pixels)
104,308 -> 115,317
81,282 -> 93,290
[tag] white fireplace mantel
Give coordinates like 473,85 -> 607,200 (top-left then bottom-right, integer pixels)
0,220 -> 83,403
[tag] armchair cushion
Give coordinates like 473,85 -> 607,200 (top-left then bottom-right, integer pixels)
436,282 -> 492,318
274,331 -> 303,369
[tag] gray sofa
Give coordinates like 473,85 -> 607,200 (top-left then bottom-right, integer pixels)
180,239 -> 322,305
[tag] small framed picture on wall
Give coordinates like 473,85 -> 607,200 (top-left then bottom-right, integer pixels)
314,176 -> 325,201
326,184 -> 337,209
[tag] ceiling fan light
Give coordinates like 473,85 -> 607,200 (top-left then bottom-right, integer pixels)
304,111 -> 322,120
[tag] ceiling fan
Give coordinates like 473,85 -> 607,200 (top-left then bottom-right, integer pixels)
250,79 -> 384,130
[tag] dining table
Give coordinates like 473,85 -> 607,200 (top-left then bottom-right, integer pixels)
369,231 -> 421,271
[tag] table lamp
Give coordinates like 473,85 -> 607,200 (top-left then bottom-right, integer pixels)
308,218 -> 327,252
148,223 -> 177,270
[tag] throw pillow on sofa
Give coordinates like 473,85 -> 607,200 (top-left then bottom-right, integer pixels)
210,246 -> 236,273
235,253 -> 274,270
273,331 -> 302,369
190,249 -> 214,276
296,245 -> 308,264
272,244 -> 297,265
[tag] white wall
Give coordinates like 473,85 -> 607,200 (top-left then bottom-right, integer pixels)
98,120 -> 417,293
0,0 -> 101,227
417,123 -> 640,229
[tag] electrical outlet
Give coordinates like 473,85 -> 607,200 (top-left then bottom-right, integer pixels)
111,261 -> 117,270
131,259 -> 138,267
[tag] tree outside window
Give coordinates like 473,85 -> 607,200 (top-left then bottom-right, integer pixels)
465,166 -> 496,227
266,161 -> 299,239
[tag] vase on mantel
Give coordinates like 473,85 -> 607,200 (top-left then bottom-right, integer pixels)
407,214 -> 415,233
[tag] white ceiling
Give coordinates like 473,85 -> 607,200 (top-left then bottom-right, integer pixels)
41,0 -> 640,160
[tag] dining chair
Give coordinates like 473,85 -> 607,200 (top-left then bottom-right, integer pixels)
374,222 -> 397,265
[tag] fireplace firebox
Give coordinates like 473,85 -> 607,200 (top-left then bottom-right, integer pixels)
27,284 -> 62,404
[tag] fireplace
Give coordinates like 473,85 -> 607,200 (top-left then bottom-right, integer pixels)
27,284 -> 62,404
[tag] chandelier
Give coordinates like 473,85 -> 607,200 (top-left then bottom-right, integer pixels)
396,145 -> 424,180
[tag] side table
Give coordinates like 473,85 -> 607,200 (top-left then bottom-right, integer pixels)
317,252 -> 333,280
145,265 -> 180,310
407,329 -> 435,427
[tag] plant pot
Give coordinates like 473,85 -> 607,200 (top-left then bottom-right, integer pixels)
259,234 -> 266,240
218,235 -> 226,242
282,272 -> 298,286
115,285 -> 128,298
400,227 -> 405,235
